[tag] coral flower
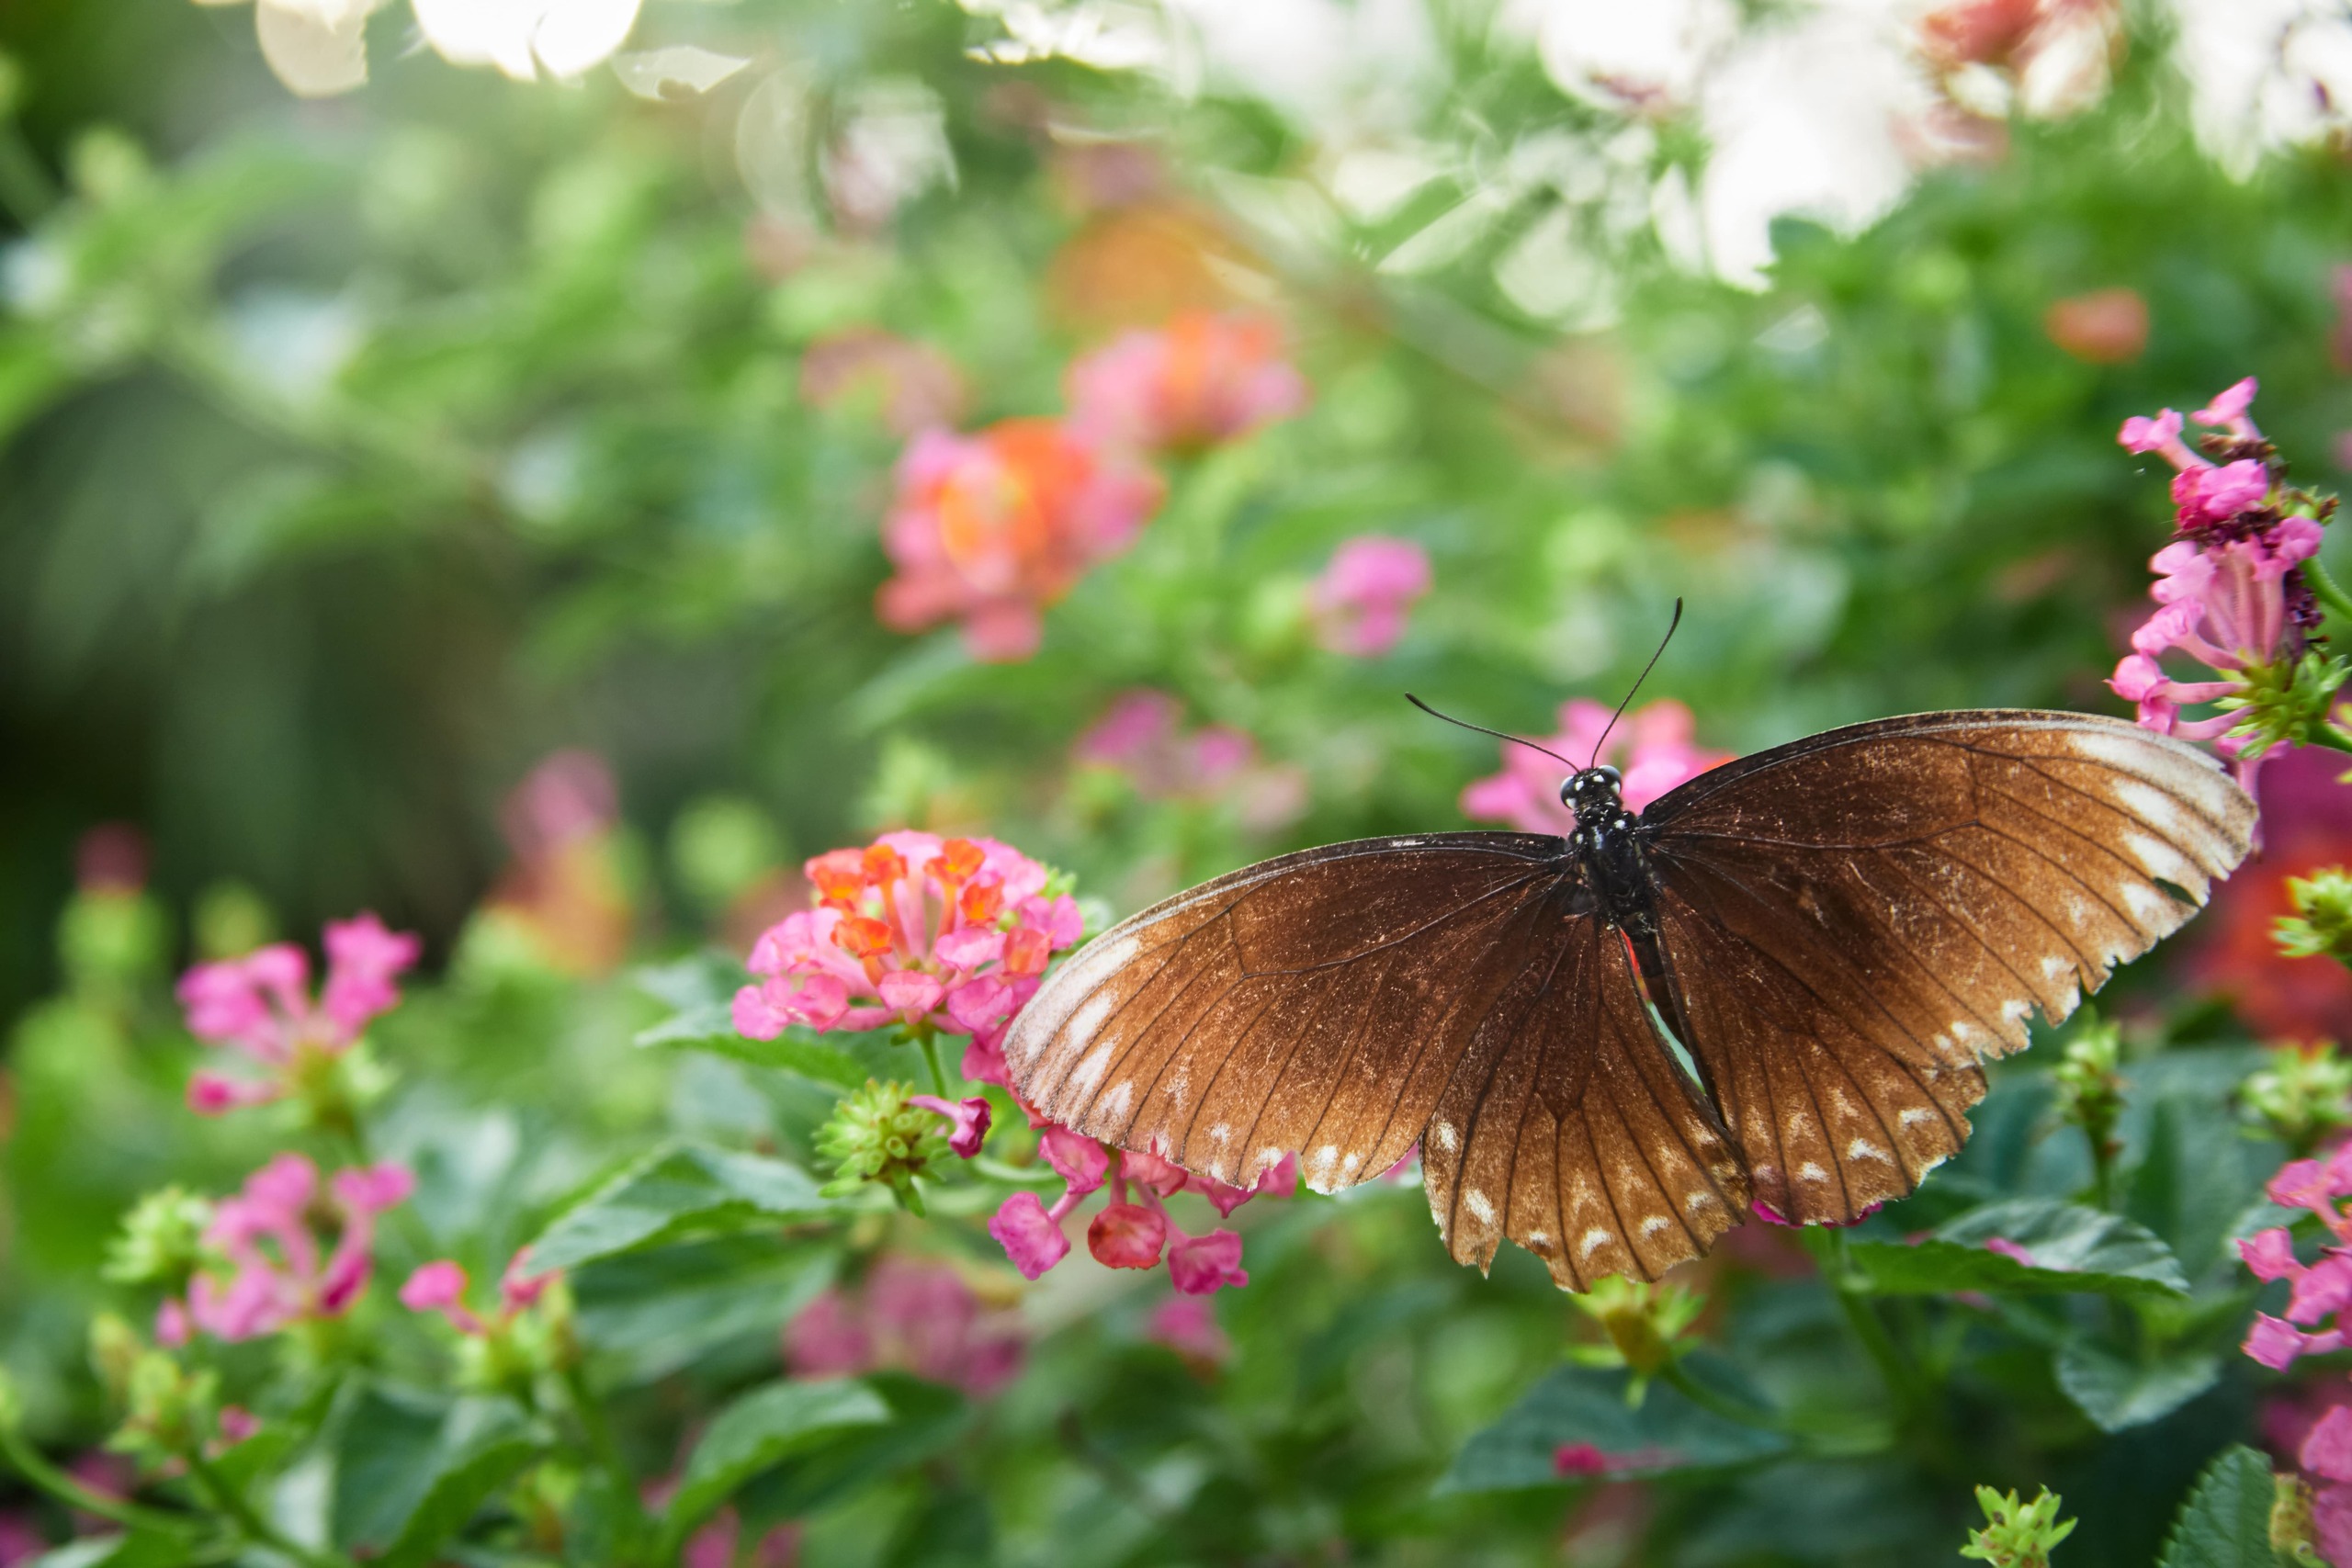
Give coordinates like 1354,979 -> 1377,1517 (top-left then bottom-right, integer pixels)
1066,310 -> 1307,455
876,419 -> 1163,662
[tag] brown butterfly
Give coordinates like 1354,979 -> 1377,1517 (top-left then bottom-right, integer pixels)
1005,689 -> 2256,1289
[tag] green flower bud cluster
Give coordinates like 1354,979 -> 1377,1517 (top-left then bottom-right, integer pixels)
2278,867 -> 2352,970
817,1079 -> 949,1214
1961,1486 -> 2075,1567
102,1187 -> 213,1292
2243,1041 -> 2352,1155
111,1348 -> 220,1464
2221,651 -> 2350,762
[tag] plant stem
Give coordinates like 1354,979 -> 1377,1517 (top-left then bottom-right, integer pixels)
560,1362 -> 647,1562
185,1448 -> 349,1568
2304,725 -> 2352,758
1654,1359 -> 1784,1432
917,1031 -> 950,1098
0,1424 -> 197,1538
2308,558 -> 2352,629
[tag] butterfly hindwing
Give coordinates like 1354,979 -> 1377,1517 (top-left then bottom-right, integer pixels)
1641,710 -> 2256,1224
1423,913 -> 1749,1286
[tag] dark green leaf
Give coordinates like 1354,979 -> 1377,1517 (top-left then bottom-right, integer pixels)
1436,1359 -> 1789,1493
636,1007 -> 867,1091
330,1387 -> 539,1564
739,1374 -> 973,1525
659,1379 -> 894,1551
572,1235 -> 838,1383
1844,1199 -> 2189,1299
2055,1340 -> 2225,1431
2156,1445 -> 2283,1568
525,1143 -> 842,1274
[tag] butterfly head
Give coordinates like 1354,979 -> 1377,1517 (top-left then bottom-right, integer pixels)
1561,764 -> 1623,823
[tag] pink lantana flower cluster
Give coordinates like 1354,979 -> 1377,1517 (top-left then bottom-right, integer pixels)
735,832 -> 1080,1063
982,1116 -> 1295,1297
1065,310 -> 1308,456
876,419 -> 1165,662
162,1154 -> 414,1344
177,913 -> 420,1116
2109,378 -> 2338,798
1460,698 -> 1731,832
784,1255 -> 1025,1397
875,312 -> 1308,663
1306,536 -> 1432,659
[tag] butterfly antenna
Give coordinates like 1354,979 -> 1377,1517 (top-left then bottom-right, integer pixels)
1587,598 -> 1685,769
1404,694 -> 1577,770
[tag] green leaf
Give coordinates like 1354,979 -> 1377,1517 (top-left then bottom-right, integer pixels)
657,1379 -> 894,1553
2054,1340 -> 2224,1431
572,1236 -> 839,1384
738,1373 -> 973,1525
330,1388 -> 539,1565
1435,1359 -> 1789,1494
1843,1199 -> 2189,1300
26,1533 -> 189,1568
525,1143 -> 842,1274
2156,1445 -> 2283,1568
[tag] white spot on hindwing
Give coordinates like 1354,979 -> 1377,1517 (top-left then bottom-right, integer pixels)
1099,1081 -> 1133,1121
1434,1122 -> 1459,1153
1070,1044 -> 1112,1092
1578,1227 -> 1613,1258
1464,1189 -> 1495,1223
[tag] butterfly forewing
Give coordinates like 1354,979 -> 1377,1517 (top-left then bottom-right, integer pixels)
1008,834 -> 1564,1194
1640,711 -> 2255,1224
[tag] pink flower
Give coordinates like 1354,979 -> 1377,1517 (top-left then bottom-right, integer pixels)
401,1248 -> 560,1342
2242,1228 -> 2302,1282
735,833 -> 1081,1055
1088,1202 -> 1168,1269
1040,1126 -> 1113,1195
2291,1255 -> 2352,1325
1144,1295 -> 1228,1362
401,1261 -> 485,1336
785,1257 -> 1025,1397
1461,698 -> 1732,833
1072,692 -> 1301,823
175,913 -> 420,1114
876,419 -> 1163,661
1307,536 -> 1432,658
2307,1406 -> 2352,1484
1066,310 -> 1308,455
989,1190 -> 1075,1280
180,1155 -> 413,1341
2120,409 -> 2194,465
2245,1314 -> 2339,1370
908,1094 -> 991,1159
1166,1228 -> 1248,1295
2170,460 -> 2273,527
2196,376 -> 2262,440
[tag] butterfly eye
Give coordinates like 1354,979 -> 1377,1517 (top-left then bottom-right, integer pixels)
1593,765 -> 1622,789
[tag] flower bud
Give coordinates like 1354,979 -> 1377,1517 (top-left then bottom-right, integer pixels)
1961,1486 -> 2076,1566
102,1187 -> 213,1291
2278,867 -> 2352,970
816,1080 -> 950,1214
2243,1041 -> 2352,1156
1567,1276 -> 1704,1381
88,1313 -> 142,1402
2052,1018 -> 2124,1168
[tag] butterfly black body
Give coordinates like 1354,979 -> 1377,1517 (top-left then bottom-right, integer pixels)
1006,710 -> 2256,1288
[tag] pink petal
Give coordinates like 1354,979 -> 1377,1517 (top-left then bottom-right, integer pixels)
1122,1149 -> 1189,1198
961,1028 -> 1012,1089
877,969 -> 945,1021
945,976 -> 1011,1033
2308,1407 -> 2352,1484
933,927 -> 1004,972
1039,1126 -> 1111,1195
334,1161 -> 416,1214
2240,1227 -> 2302,1282
989,1190 -> 1072,1280
400,1260 -> 469,1312
1167,1229 -> 1248,1295
909,1094 -> 992,1159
